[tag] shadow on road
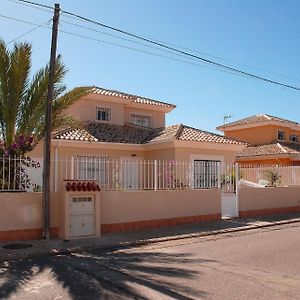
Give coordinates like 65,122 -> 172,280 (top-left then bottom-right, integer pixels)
0,248 -> 209,299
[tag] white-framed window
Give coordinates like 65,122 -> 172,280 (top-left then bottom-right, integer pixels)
130,113 -> 152,128
277,130 -> 285,141
290,135 -> 298,142
74,155 -> 108,186
96,107 -> 111,121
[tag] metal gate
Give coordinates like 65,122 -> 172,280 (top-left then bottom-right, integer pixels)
221,192 -> 238,218
69,195 -> 95,237
221,163 -> 239,218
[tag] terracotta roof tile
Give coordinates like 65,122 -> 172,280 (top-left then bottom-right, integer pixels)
145,124 -> 181,143
65,181 -> 100,192
177,125 -> 246,145
238,142 -> 300,158
54,123 -> 245,146
90,87 -> 176,109
54,128 -> 98,142
217,114 -> 299,130
86,123 -> 153,144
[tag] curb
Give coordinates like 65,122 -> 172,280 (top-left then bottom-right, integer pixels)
2,217 -> 300,262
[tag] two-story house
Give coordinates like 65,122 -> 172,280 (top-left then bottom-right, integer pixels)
217,114 -> 300,165
31,86 -> 245,189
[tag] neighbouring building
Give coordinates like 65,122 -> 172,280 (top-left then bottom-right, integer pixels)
217,114 -> 300,165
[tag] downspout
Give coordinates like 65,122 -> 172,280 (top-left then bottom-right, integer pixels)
54,141 -> 61,192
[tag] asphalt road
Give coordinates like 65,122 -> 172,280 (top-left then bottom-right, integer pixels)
1,222 -> 300,299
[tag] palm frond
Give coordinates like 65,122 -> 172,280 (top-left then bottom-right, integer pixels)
53,86 -> 92,114
0,40 -> 11,146
0,40 -> 90,154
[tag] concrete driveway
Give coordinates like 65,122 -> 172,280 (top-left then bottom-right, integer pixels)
1,221 -> 300,299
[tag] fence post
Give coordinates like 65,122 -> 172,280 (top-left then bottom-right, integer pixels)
218,162 -> 221,189
235,162 -> 239,217
71,157 -> 74,180
154,160 -> 158,191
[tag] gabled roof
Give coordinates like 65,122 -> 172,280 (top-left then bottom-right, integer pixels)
217,114 -> 299,131
90,86 -> 176,109
53,122 -> 246,146
177,125 -> 246,145
237,142 -> 300,158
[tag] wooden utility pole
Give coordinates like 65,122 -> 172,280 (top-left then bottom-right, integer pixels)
42,3 -> 60,239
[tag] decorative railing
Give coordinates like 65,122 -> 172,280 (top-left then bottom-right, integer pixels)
2,155 -> 300,192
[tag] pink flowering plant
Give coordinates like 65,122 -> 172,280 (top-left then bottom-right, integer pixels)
0,136 -> 35,157
0,136 -> 40,191
163,161 -> 187,189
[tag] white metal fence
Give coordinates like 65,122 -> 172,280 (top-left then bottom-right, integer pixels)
239,164 -> 300,187
2,155 -> 300,192
56,157 -> 237,192
0,156 -> 43,192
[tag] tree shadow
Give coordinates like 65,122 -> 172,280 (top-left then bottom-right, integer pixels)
0,248 -> 210,299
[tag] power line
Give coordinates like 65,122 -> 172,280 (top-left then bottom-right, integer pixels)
7,17 -> 52,44
61,19 -> 300,86
59,11 -> 300,92
60,18 -> 207,64
6,0 -> 300,91
0,13 -> 251,79
150,40 -> 300,83
8,0 -> 53,11
59,10 -> 300,83
10,0 -> 300,84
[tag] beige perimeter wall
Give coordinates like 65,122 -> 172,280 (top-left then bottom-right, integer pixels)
101,189 -> 221,224
0,192 -> 60,239
0,193 -> 43,231
239,186 -> 300,212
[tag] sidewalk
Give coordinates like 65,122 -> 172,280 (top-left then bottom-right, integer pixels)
1,212 -> 300,262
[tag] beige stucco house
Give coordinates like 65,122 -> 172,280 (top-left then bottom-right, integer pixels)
17,86 -> 248,240
7,88 -> 300,242
32,86 -> 246,171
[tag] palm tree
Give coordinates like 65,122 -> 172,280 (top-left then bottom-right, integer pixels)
0,39 -> 91,155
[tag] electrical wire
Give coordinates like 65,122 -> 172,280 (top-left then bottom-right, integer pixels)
61,11 -> 300,83
0,13 -> 250,79
7,0 -> 53,11
61,19 -> 300,85
60,19 -> 201,63
59,10 -> 300,91
7,17 -> 52,44
5,0 -> 300,91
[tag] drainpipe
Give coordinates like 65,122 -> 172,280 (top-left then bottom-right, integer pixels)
54,142 -> 61,192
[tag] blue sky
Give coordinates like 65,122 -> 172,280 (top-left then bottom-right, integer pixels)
1,0 -> 300,132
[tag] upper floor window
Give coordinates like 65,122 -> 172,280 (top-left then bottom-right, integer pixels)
96,107 -> 111,121
130,113 -> 152,128
277,130 -> 285,141
290,135 -> 298,142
